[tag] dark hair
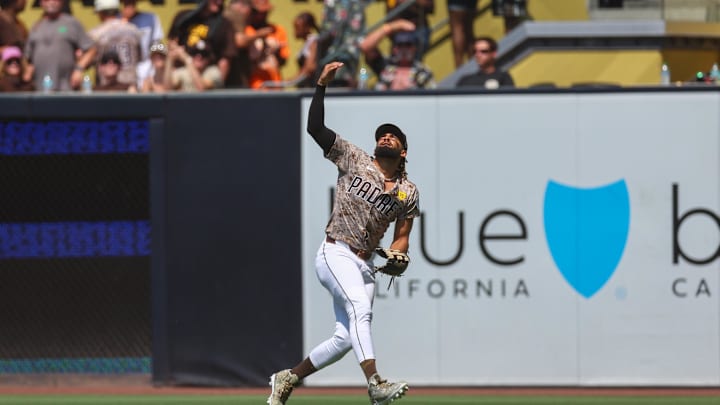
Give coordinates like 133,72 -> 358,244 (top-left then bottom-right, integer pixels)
295,11 -> 319,32
100,50 -> 121,65
474,36 -> 498,52
0,0 -> 14,9
398,158 -> 408,180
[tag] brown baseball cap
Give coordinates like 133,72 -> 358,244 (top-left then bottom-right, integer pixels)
375,123 -> 407,150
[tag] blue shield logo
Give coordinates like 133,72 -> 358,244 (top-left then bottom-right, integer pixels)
543,180 -> 630,298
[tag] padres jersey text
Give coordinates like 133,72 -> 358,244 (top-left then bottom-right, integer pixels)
325,136 -> 419,252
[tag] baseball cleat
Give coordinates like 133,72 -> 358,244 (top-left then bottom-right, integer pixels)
267,369 -> 299,405
368,373 -> 409,405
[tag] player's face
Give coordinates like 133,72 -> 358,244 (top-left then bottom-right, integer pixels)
374,133 -> 406,159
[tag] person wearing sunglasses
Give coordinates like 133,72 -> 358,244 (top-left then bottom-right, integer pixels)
0,46 -> 34,91
167,0 -> 236,83
359,19 -> 435,91
94,49 -> 136,92
164,40 -> 223,91
456,36 -> 514,89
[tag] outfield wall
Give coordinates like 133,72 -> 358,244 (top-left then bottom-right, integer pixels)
300,90 -> 720,386
0,88 -> 718,387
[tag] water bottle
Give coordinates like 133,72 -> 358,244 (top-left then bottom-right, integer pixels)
41,74 -> 53,94
660,62 -> 670,86
82,75 -> 93,94
710,62 -> 720,84
357,67 -> 369,90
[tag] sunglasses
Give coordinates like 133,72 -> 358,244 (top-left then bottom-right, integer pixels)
5,58 -> 21,65
475,48 -> 493,54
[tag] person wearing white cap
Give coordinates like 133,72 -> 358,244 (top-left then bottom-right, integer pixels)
24,0 -> 96,91
88,0 -> 143,88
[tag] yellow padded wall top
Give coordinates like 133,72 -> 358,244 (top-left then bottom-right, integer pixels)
528,0 -> 588,21
509,50 -> 662,87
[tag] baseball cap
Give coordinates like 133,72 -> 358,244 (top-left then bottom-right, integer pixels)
1,46 -> 22,62
392,31 -> 417,45
375,123 -> 408,150
95,0 -> 119,12
149,42 -> 168,56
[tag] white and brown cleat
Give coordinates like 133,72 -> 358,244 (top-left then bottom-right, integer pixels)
367,373 -> 409,405
267,369 -> 299,405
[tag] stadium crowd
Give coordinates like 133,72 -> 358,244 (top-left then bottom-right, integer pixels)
0,0 -> 521,93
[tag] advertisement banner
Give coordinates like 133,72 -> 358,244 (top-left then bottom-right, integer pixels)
300,92 -> 720,386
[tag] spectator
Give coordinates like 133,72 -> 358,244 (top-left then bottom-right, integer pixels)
168,0 -> 236,82
285,11 -> 318,88
0,45 -> 33,91
359,19 -> 435,90
94,49 -> 135,92
456,36 -> 514,89
223,0 -> 252,88
89,0 -> 143,88
164,39 -> 223,92
385,0 -> 433,60
141,41 -> 168,92
24,0 -> 96,91
317,0 -> 370,87
244,0 -> 289,89
447,0 -> 476,68
0,0 -> 29,51
121,0 -> 164,88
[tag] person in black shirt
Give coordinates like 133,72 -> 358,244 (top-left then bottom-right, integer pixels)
456,36 -> 514,89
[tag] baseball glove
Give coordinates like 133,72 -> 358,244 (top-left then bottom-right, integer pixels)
374,248 -> 410,277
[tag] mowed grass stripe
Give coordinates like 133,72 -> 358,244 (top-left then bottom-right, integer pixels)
0,396 -> 718,405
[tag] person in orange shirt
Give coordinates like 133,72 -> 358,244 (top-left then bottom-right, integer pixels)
243,0 -> 289,89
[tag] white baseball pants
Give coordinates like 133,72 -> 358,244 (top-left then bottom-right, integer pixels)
308,238 -> 377,369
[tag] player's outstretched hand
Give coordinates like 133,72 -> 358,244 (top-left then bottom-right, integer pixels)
317,61 -> 344,87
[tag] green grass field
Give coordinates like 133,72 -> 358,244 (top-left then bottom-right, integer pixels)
0,396 -> 718,405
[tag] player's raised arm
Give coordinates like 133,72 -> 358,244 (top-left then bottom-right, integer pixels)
307,62 -> 344,154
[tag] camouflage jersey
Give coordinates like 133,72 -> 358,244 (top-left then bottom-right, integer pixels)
325,135 -> 420,252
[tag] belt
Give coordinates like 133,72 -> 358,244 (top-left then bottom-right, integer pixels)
326,236 -> 371,260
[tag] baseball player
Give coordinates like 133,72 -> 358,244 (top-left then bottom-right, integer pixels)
267,61 -> 420,405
